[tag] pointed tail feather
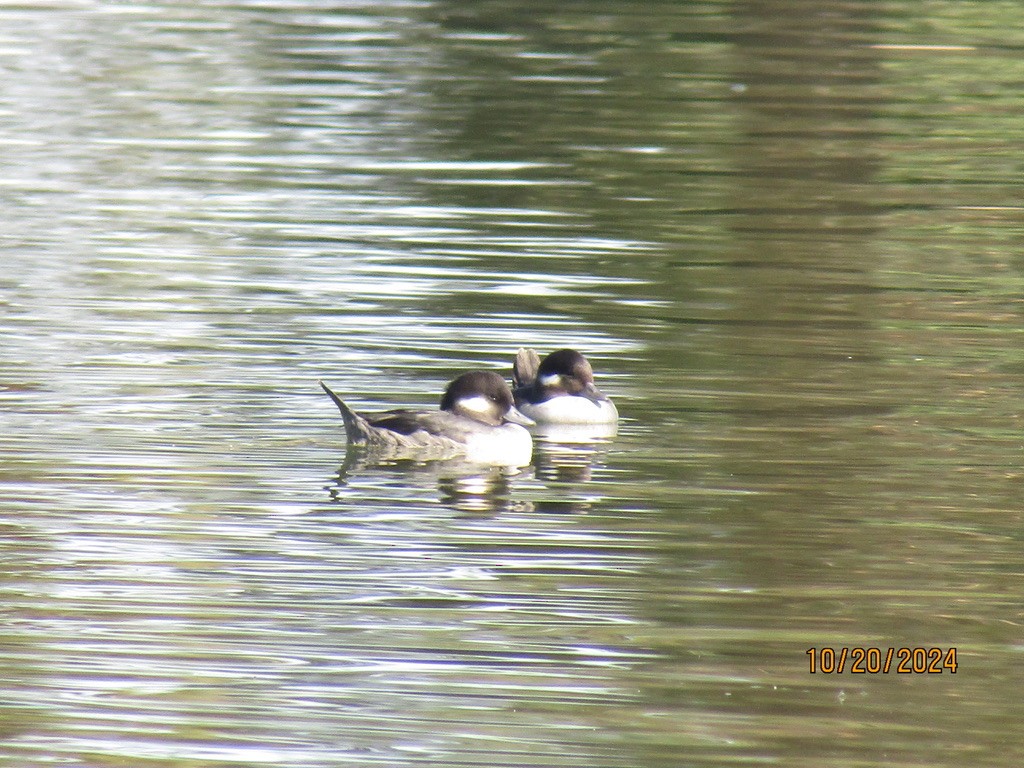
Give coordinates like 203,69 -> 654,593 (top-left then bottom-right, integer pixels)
319,380 -> 368,444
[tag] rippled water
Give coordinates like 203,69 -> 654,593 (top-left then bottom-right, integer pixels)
3,2 -> 1024,766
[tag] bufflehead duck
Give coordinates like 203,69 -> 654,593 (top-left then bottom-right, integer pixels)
320,370 -> 534,466
512,348 -> 618,425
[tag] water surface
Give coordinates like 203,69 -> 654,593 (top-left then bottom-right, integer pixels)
3,2 -> 1024,766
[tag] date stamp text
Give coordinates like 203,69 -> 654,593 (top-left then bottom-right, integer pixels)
806,647 -> 957,674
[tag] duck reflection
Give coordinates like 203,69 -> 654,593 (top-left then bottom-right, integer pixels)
530,423 -> 617,484
327,449 -> 534,515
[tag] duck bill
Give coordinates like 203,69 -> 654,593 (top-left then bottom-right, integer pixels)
581,383 -> 609,405
503,406 -> 535,427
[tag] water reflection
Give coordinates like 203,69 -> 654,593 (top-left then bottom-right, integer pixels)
328,454 -> 531,515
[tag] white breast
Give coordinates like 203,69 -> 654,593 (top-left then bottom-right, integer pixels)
519,395 -> 618,425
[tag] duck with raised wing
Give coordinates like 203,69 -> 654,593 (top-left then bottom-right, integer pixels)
512,348 -> 618,425
321,370 -> 534,466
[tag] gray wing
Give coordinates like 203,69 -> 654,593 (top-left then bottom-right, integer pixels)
369,410 -> 476,443
513,347 -> 540,389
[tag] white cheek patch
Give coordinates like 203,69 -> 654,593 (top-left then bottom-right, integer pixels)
539,373 -> 561,387
458,395 -> 493,415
